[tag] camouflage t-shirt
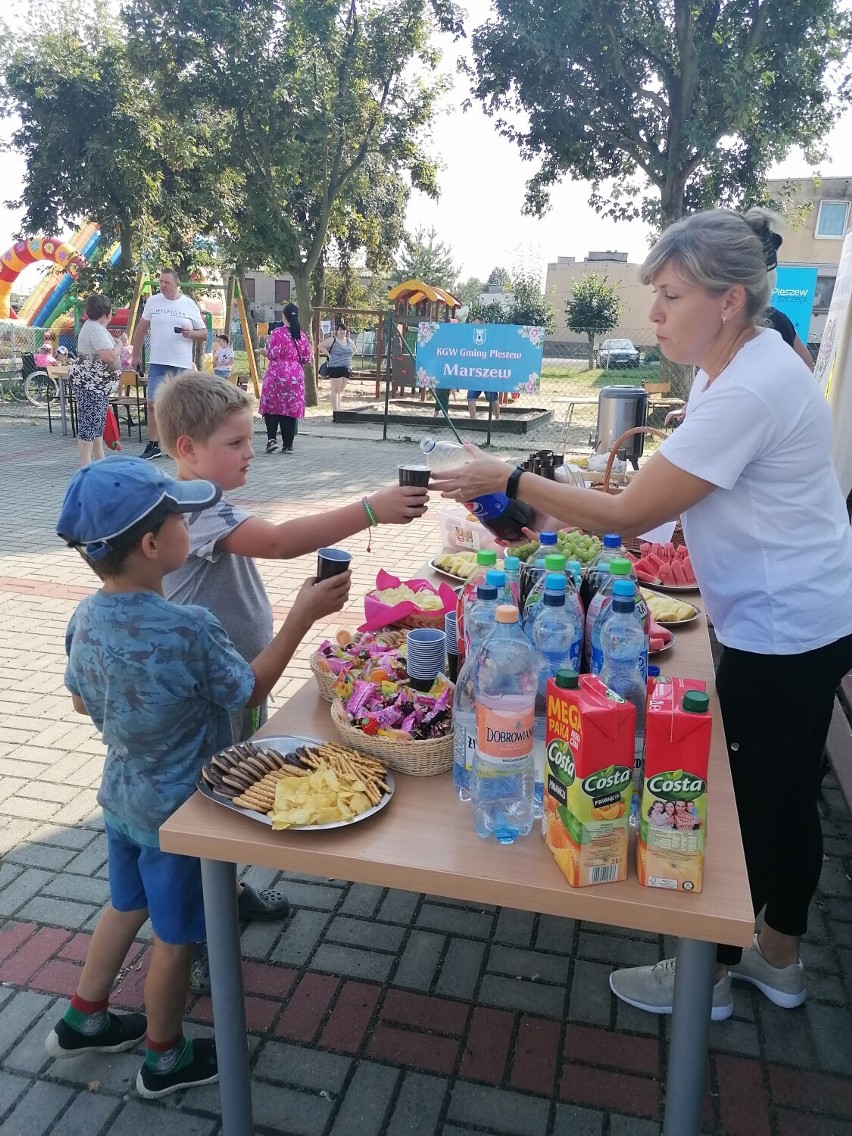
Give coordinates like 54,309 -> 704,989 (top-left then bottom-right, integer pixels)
65,591 -> 255,847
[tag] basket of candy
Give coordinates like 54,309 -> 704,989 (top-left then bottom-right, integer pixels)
360,569 -> 457,633
330,675 -> 454,776
310,629 -> 407,702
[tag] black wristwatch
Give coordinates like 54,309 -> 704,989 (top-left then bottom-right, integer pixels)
506,466 -> 525,499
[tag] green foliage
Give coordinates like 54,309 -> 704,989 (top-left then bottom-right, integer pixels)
470,0 -> 852,224
391,226 -> 460,290
486,265 -> 511,289
468,271 -> 555,333
565,273 -> 621,367
455,276 -> 485,307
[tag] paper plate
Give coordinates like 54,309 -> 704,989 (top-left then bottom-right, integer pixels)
198,735 -> 395,831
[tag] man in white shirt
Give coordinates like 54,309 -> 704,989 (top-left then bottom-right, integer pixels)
130,268 -> 207,459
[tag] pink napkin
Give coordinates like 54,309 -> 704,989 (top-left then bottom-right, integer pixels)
359,569 -> 457,632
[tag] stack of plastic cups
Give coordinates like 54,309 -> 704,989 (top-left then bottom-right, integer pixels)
444,612 -> 459,682
405,629 -> 447,692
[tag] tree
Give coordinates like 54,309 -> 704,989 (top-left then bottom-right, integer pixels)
565,274 -> 621,368
486,266 -> 511,290
470,0 -> 852,228
125,0 -> 444,404
0,0 -> 221,297
455,276 -> 485,307
468,270 -> 555,332
391,226 -> 459,290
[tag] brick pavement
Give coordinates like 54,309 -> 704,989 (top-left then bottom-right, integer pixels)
0,412 -> 851,1135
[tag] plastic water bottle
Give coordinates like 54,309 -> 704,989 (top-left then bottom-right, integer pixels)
580,533 -> 627,610
419,437 -> 534,541
567,559 -> 583,594
529,574 -> 584,816
598,584 -> 649,816
585,557 -> 635,671
465,582 -> 499,652
523,552 -> 566,632
456,548 -> 497,657
519,531 -> 558,610
472,605 -> 537,843
501,556 -> 521,607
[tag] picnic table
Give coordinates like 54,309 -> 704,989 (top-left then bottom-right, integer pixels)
160,576 -> 752,1136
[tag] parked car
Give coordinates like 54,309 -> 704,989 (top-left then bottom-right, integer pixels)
596,338 -> 640,368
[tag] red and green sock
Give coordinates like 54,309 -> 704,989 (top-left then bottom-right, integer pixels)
63,993 -> 110,1036
144,1033 -> 194,1074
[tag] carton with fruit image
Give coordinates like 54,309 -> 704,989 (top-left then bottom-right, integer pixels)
544,672 -> 635,887
637,679 -> 710,893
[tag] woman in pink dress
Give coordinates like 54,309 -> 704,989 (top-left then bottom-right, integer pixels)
259,302 -> 312,454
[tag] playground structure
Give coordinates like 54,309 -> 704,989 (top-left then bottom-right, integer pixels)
386,279 -> 462,394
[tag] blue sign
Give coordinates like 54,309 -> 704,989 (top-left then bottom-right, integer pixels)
771,266 -> 817,343
415,322 -> 544,393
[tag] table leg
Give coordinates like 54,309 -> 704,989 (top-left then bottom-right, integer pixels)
200,858 -> 253,1136
662,937 -> 716,1136
59,379 -> 68,437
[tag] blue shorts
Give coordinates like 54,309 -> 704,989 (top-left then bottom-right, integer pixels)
213,369 -> 232,379
105,822 -> 205,945
147,364 -> 183,401
466,390 -> 499,402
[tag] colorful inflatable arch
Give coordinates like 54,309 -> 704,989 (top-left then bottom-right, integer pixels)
0,238 -> 85,320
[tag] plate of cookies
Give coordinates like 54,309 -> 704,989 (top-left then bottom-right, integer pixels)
198,735 -> 394,830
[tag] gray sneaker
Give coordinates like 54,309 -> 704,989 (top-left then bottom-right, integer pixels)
729,934 -> 805,1008
609,957 -> 733,1021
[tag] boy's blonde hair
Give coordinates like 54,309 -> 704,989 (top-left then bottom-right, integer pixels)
156,371 -> 251,456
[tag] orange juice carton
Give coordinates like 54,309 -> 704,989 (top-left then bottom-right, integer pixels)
544,671 -> 635,887
637,679 -> 710,893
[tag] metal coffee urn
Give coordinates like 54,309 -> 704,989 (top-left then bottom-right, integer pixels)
592,386 -> 649,469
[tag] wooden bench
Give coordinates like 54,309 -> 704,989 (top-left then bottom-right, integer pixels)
643,381 -> 685,429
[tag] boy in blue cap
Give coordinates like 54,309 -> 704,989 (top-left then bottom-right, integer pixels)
47,457 -> 350,1099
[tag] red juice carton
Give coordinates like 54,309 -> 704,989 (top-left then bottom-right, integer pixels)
637,678 -> 710,893
544,672 -> 635,887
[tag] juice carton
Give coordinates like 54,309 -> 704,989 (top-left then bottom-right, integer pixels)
637,679 -> 710,893
544,671 -> 635,887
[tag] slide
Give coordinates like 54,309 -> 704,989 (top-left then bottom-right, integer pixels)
32,226 -> 103,327
16,222 -> 97,324
0,237 -> 85,321
44,243 -> 122,330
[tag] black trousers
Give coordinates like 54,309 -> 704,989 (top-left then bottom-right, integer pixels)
715,631 -> 852,964
264,413 -> 297,448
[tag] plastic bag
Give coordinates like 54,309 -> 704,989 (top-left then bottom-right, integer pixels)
438,507 -> 503,554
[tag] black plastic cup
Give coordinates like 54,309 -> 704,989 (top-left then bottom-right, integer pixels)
398,464 -> 431,487
316,547 -> 352,581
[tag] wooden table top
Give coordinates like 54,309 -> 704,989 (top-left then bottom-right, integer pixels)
162,596 -> 754,947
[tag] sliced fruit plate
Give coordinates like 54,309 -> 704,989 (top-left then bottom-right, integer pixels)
629,541 -> 698,589
649,621 -> 675,655
640,588 -> 701,627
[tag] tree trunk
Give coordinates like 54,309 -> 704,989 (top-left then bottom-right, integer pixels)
293,266 -> 317,407
223,273 -> 234,337
119,223 -> 134,271
587,331 -> 595,370
661,355 -> 694,400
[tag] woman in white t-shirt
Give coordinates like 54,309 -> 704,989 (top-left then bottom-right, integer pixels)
70,294 -> 122,466
431,208 -> 852,1021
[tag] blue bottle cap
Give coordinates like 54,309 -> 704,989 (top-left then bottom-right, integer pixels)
567,560 -> 582,572
603,533 -> 622,548
476,584 -> 498,600
545,573 -> 566,591
486,569 -> 506,587
648,665 -> 661,677
503,556 -> 520,572
540,532 -> 557,544
612,579 -> 635,597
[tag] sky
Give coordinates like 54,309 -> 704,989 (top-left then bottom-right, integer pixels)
2,0 -> 852,292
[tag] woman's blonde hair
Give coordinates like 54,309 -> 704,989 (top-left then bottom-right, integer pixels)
641,208 -> 780,318
156,371 -> 251,457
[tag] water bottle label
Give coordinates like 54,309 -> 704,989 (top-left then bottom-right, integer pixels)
590,644 -> 604,674
454,724 -> 477,772
475,704 -> 534,761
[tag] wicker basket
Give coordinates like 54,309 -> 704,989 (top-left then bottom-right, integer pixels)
592,425 -> 685,550
365,591 -> 447,631
310,631 -> 407,702
330,698 -> 453,776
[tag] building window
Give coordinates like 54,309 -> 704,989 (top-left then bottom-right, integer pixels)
274,279 -> 291,304
242,276 -> 256,302
814,275 -> 836,310
815,201 -> 849,239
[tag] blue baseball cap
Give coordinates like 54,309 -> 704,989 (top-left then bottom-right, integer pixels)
57,457 -> 221,561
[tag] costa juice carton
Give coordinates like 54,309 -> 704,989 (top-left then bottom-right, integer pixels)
544,670 -> 635,887
637,679 -> 710,893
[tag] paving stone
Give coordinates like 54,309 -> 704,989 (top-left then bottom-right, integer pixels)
377,889 -> 420,924
44,1089 -> 119,1136
706,1017 -> 760,1058
534,915 -> 576,954
0,1079 -> 73,1136
270,878 -> 343,911
250,1079 -> 334,1136
0,991 -> 54,1059
16,897 -> 98,929
416,903 -> 494,939
0,1071 -> 29,1120
478,974 -> 566,1019
386,1071 -> 447,1136
806,1003 -> 852,1075
338,884 -> 384,918
391,930 -> 444,991
270,910 -> 332,966
552,1103 -> 605,1135
0,867 -> 54,916
447,1081 -> 551,1135
487,944 -> 571,985
42,873 -> 111,905
253,1039 -> 350,1090
44,1048 -> 143,1094
435,937 -> 486,1001
326,916 -> 405,952
567,960 -> 614,1027
64,837 -> 109,877
609,1116 -> 661,1135
577,929 -> 661,968
106,1101 -> 216,1136
3,843 -> 75,872
312,943 -> 396,983
327,1061 -> 398,1135
494,909 -> 535,948
756,1001 -> 818,1068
